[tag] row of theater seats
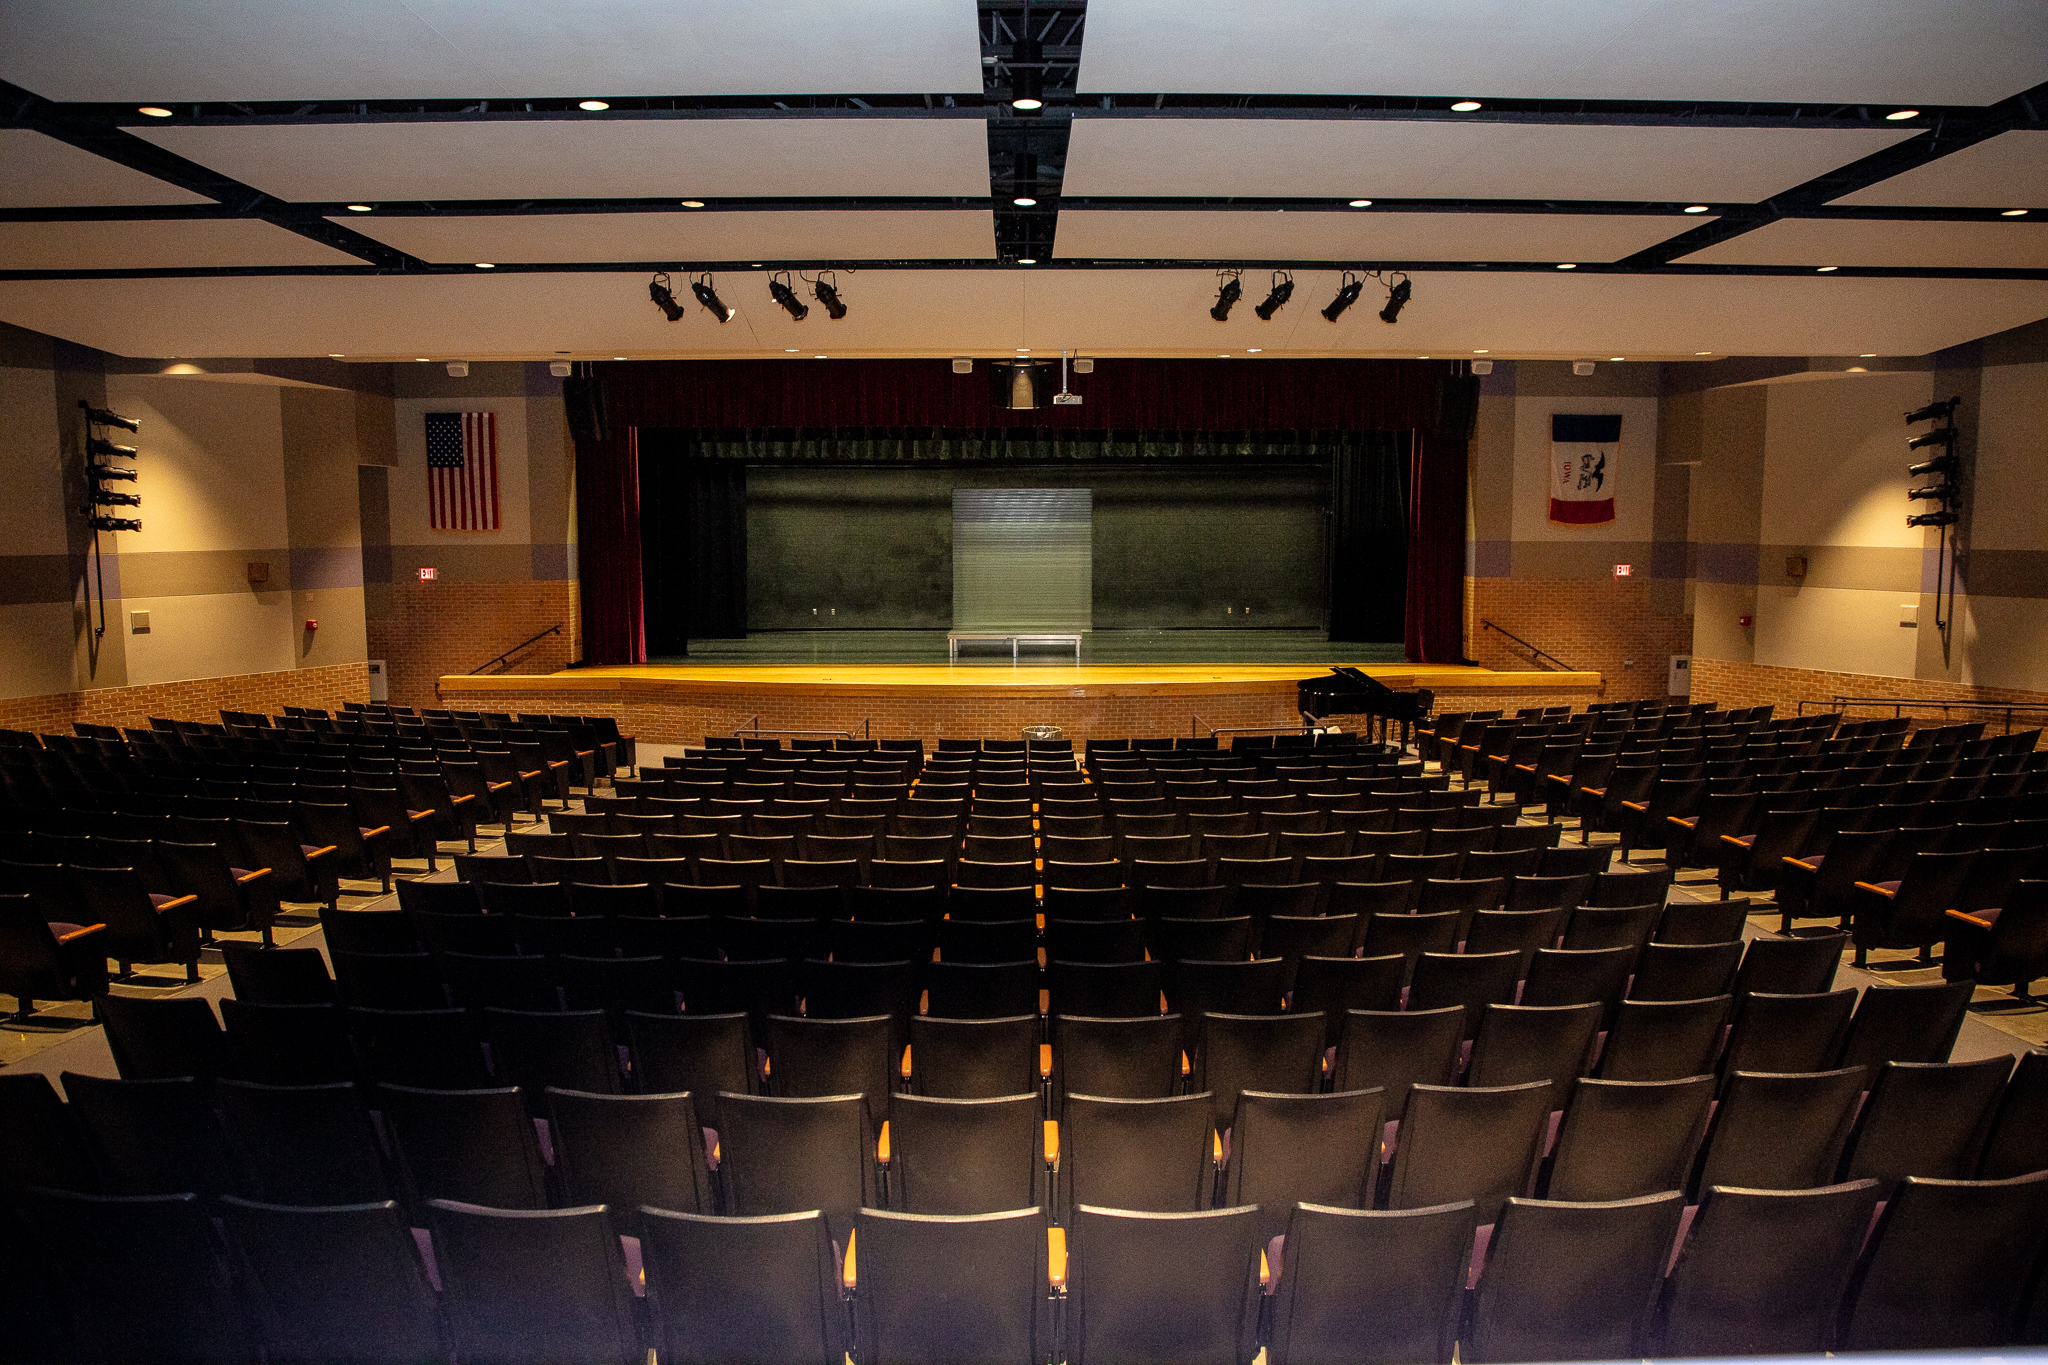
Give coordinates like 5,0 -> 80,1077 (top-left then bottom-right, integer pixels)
13,1015 -> 2048,1361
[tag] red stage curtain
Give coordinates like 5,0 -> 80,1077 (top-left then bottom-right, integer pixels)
576,426 -> 645,665
592,357 -> 1446,433
1404,430 -> 1468,665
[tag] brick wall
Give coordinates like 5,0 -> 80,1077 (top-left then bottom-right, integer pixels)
1464,576 -> 1691,703
0,662 -> 370,735
1691,657 -> 2048,745
370,580 -> 581,713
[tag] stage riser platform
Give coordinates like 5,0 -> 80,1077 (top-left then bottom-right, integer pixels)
437,667 -> 1603,748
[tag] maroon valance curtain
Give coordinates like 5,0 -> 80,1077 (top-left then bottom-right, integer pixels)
574,358 -> 1470,666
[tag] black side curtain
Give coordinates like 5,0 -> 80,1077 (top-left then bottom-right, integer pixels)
639,455 -> 747,648
1327,433 -> 1410,643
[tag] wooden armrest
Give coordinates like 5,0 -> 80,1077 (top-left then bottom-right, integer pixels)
407,809 -> 436,823
1947,909 -> 1994,928
899,1044 -> 912,1081
1039,1042 -> 1052,1080
1784,857 -> 1821,872
305,846 -> 338,861
361,825 -> 392,839
1853,881 -> 1897,899
876,1120 -> 890,1164
1212,1129 -> 1224,1163
1580,787 -> 1607,798
487,780 -> 513,792
1720,834 -> 1753,848
1044,1120 -> 1059,1165
1514,764 -> 1536,773
1048,1227 -> 1067,1289
842,1227 -> 857,1292
518,769 -> 543,780
450,793 -> 476,805
1668,816 -> 1698,830
1260,1247 -> 1271,1288
1182,1050 -> 1191,1077
235,867 -> 273,884
56,923 -> 106,943
159,893 -> 199,913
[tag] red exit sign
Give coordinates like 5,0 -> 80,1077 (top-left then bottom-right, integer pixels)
417,567 -> 438,581
1613,564 -> 1633,577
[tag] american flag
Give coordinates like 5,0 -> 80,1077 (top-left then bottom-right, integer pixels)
426,411 -> 499,531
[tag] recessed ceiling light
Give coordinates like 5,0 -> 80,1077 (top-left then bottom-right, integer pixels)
2002,208 -> 2028,216
1473,349 -> 1489,354
1347,199 -> 1373,208
1817,265 -> 1838,272
814,355 -> 828,360
786,348 -> 800,353
1860,353 -> 1877,357
1610,356 -> 1625,362
1013,195 -> 1038,206
1695,351 -> 1713,355
1246,348 -> 1262,353
1016,348 -> 1030,353
1218,354 -> 1230,359
1018,257 -> 1038,264
415,358 -> 431,362
1418,355 -> 1430,359
346,204 -> 373,212
1450,100 -> 1482,112
1012,96 -> 1043,111
1557,262 -> 1577,269
138,105 -> 173,118
578,100 -> 610,111
613,356 -> 626,361
679,200 -> 705,208
474,262 -> 494,269
1683,205 -> 1710,214
327,353 -> 345,358
1886,109 -> 1919,120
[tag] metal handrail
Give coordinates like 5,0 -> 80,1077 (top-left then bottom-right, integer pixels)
1798,694 -> 2048,737
734,714 -> 860,741
468,622 -> 563,674
1192,712 -> 1315,739
1479,619 -> 1576,672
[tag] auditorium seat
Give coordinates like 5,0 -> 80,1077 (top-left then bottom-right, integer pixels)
1721,989 -> 1858,1076
1841,1056 -> 2010,1192
1695,1067 -> 1868,1193
547,1086 -> 712,1214
63,1071 -> 237,1201
1270,1200 -> 1475,1365
908,1014 -> 1039,1100
1067,1203 -> 1261,1365
1629,939 -> 1743,1001
1386,1081 -> 1553,1222
429,1200 -> 641,1365
716,1092 -> 875,1245
1332,1008 -> 1463,1122
1061,1093 -> 1216,1217
1544,1074 -> 1714,1202
1838,1170 -> 2048,1350
1977,1050 -> 2048,1179
379,1083 -> 549,1211
1050,1013 -> 1182,1110
94,992 -> 229,1084
1194,1010 -> 1324,1131
927,960 -> 1040,1020
882,1092 -> 1043,1214
1463,1192 -> 1684,1362
1465,1002 -> 1601,1091
217,1078 -> 392,1206
220,1196 -> 446,1365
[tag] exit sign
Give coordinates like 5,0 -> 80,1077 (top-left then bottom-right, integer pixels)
417,567 -> 438,580
1613,564 -> 1633,577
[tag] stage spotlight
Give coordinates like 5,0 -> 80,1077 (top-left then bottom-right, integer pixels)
90,463 -> 138,482
87,437 -> 139,458
90,517 -> 141,533
1907,454 -> 1958,479
812,272 -> 849,320
1321,272 -> 1363,322
1907,428 -> 1955,451
82,405 -> 140,432
1254,271 -> 1294,320
1907,509 -> 1958,528
1907,484 -> 1959,501
1378,273 -> 1412,324
1210,270 -> 1243,322
1010,37 -> 1043,109
90,489 -> 141,507
691,274 -> 733,323
769,271 -> 809,321
1905,397 -> 1961,425
648,272 -> 686,322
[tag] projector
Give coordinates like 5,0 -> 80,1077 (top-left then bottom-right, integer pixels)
1052,392 -> 1083,405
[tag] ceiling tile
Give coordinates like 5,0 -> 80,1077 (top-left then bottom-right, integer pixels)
1064,119 -> 1914,205
338,210 -> 997,263
1831,130 -> 2048,208
1054,211 -> 1696,264
0,0 -> 983,101
134,119 -> 995,203
1078,0 -> 2048,105
0,129 -> 213,208
0,218 -> 365,270
1677,218 -> 2048,268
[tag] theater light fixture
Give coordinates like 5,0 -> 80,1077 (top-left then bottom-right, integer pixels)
1010,37 -> 1044,109
1817,265 -> 1838,272
648,272 -> 686,322
578,99 -> 610,111
83,406 -> 140,433
1377,273 -> 1412,325
1907,484 -> 1952,500
1907,454 -> 1958,479
1556,262 -> 1577,269
769,271 -> 809,321
1210,269 -> 1243,322
1683,205 -> 1710,213
2003,209 -> 2029,216
91,517 -> 142,532
1907,427 -> 1956,451
1905,397 -> 1961,425
1907,510 -> 1958,527
679,200 -> 706,208
1254,271 -> 1294,320
87,436 -> 139,458
1886,109 -> 1920,120
691,274 -> 733,323
1347,199 -> 1373,208
1322,272 -> 1363,322
138,106 -> 172,117
812,272 -> 849,320
1012,150 -> 1039,206
345,204 -> 373,212
1450,100 -> 1482,111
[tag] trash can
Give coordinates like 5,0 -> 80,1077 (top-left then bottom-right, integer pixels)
1022,725 -> 1064,742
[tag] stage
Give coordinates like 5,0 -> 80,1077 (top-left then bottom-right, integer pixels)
437,658 -> 1604,748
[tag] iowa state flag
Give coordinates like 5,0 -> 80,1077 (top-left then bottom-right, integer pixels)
1550,413 -> 1620,526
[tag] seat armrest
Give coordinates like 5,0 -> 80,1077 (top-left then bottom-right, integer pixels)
1044,1120 -> 1059,1165
1853,880 -> 1897,899
235,867 -> 273,884
1039,1042 -> 1052,1080
1621,800 -> 1648,812
158,893 -> 200,913
876,1120 -> 890,1165
1784,857 -> 1821,872
56,922 -> 106,943
1668,816 -> 1698,829
304,845 -> 338,862
1047,1227 -> 1067,1289
1720,835 -> 1754,848
1947,909 -> 1994,928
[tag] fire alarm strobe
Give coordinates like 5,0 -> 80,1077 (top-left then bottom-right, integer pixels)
304,620 -> 319,630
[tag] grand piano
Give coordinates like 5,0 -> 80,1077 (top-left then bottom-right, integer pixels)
1298,667 -> 1434,751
